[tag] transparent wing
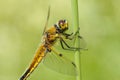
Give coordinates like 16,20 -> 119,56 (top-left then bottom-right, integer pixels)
79,36 -> 87,50
43,49 -> 77,76
42,6 -> 50,35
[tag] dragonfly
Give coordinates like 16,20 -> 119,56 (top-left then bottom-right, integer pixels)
19,7 -> 86,80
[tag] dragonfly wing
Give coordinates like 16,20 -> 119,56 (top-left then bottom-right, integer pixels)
42,6 -> 50,35
43,50 -> 77,76
79,36 -> 87,49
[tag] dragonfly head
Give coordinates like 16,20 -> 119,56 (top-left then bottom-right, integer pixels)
57,19 -> 68,32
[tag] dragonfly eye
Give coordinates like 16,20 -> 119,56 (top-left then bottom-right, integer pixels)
58,19 -> 68,32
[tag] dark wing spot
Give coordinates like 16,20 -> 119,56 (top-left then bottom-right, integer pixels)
72,62 -> 76,67
78,35 -> 82,39
59,53 -> 63,57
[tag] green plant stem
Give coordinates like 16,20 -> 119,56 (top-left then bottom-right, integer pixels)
71,0 -> 81,80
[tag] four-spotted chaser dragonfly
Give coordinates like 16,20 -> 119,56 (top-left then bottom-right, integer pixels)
19,7 -> 86,80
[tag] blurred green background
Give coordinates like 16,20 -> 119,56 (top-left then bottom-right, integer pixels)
0,0 -> 120,80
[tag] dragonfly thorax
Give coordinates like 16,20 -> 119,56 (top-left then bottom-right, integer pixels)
55,20 -> 68,33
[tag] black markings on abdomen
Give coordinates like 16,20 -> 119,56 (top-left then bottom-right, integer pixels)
19,69 -> 30,80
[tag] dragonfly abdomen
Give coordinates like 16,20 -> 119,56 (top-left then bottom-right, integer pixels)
20,44 -> 47,80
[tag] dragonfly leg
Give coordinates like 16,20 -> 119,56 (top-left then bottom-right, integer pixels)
60,38 -> 81,51
63,28 -> 82,40
63,32 -> 73,38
